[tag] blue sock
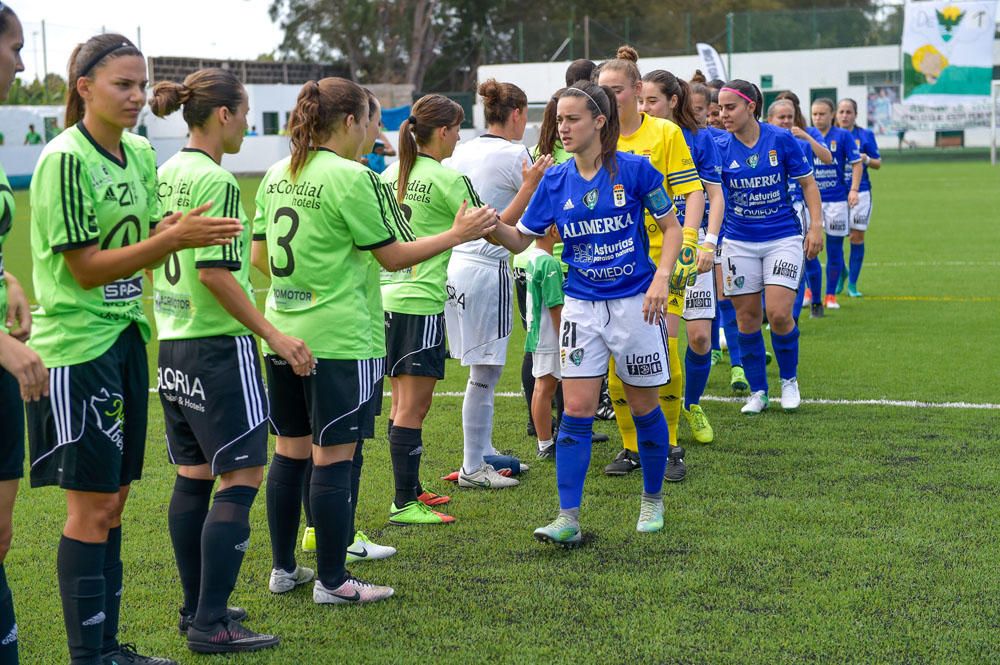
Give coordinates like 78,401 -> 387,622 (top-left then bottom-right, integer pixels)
711,308 -> 721,352
849,242 -> 865,285
805,257 -> 823,298
737,330 -> 768,393
555,414 -> 593,510
684,346 -> 712,408
770,326 -> 800,380
793,277 -> 805,320
718,300 -> 742,367
634,407 -> 670,496
825,234 -> 844,296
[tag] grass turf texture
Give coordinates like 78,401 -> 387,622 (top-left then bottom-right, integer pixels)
4,161 -> 1000,663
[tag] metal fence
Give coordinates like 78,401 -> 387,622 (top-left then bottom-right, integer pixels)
492,4 -> 906,64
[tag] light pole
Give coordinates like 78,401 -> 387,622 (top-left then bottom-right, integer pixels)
32,30 -> 39,81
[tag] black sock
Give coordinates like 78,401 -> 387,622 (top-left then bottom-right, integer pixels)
57,536 -> 106,664
302,460 -> 314,528
101,526 -> 122,654
350,441 -> 364,538
167,475 -> 214,615
389,426 -> 422,506
266,453 -> 308,572
521,351 -> 535,420
194,485 -> 257,630
0,563 -> 17,663
310,461 -> 353,588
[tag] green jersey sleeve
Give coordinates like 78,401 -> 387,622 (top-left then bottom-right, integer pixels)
444,173 -> 485,213
34,150 -> 99,253
535,253 -> 565,308
343,169 -> 397,250
252,178 -> 267,241
193,177 -> 244,269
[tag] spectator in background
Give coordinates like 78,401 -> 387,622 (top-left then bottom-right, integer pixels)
0,130 -> 4,145
246,125 -> 258,137
361,131 -> 395,174
23,122 -> 41,144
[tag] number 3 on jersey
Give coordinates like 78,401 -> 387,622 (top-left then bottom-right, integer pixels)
270,206 -> 299,277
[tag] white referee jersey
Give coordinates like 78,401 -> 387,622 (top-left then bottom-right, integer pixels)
444,134 -> 531,262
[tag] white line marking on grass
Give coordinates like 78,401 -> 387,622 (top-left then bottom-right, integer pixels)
145,388 -> 1000,409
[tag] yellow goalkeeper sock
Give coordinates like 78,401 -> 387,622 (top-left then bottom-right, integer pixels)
660,337 -> 682,447
607,361 -> 638,453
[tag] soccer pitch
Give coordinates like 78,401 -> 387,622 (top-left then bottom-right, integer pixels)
5,160 -> 1000,663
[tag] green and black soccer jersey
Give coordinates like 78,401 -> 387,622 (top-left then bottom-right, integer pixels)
253,148 -> 400,360
0,164 -> 14,336
153,148 -> 252,340
28,124 -> 159,367
380,156 -> 483,315
524,247 -> 564,354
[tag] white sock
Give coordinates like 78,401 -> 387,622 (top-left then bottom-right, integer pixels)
462,364 -> 503,472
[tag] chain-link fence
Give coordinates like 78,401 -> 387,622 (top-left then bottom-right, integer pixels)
491,4 -> 906,64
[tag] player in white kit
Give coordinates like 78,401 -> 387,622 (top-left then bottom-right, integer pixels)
443,79 -> 551,488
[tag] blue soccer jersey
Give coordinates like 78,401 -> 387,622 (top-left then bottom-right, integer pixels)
846,126 -> 879,193
788,137 -> 813,204
517,151 -> 674,302
809,126 -> 861,202
716,123 -> 812,243
677,127 -> 722,229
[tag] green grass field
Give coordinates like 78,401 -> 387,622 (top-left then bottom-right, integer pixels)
4,162 -> 1000,664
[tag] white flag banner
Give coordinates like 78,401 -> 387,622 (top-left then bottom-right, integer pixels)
695,43 -> 727,82
901,0 -> 998,106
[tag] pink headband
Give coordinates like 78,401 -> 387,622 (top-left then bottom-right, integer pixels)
721,87 -> 754,104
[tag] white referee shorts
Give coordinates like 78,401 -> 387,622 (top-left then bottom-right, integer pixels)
560,293 -> 669,388
444,254 -> 513,366
849,190 -> 872,231
822,200 -> 850,237
721,235 -> 804,296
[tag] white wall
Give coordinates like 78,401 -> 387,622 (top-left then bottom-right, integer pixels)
478,42 -> 1000,147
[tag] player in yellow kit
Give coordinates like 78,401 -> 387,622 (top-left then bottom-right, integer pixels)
595,46 -> 704,481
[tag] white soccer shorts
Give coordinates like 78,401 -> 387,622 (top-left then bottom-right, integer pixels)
444,254 -> 513,366
821,200 -> 850,237
849,190 -> 872,231
721,235 -> 804,296
559,293 -> 669,388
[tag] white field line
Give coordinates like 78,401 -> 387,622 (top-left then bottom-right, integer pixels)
148,386 -> 998,410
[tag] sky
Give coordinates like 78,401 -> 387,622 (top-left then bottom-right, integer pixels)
17,0 -> 286,82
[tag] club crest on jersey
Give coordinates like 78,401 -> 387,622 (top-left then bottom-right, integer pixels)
583,188 -> 599,210
613,184 -> 626,207
746,154 -> 759,169
90,163 -> 113,189
768,150 -> 778,166
830,140 -> 838,151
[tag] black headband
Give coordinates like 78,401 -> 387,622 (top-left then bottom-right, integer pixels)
79,41 -> 133,78
407,115 -> 417,125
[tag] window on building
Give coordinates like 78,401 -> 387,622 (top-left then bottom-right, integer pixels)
810,87 -> 838,106
262,112 -> 280,136
848,70 -> 902,86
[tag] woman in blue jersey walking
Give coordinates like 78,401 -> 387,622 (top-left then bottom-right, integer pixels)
490,81 -> 686,545
716,80 -> 823,414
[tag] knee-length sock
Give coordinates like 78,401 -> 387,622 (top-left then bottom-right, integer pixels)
0,564 -> 18,664
101,526 -> 122,654
805,256 -> 823,299
194,486 -> 256,629
770,326 -> 800,381
301,460 -> 314,528
634,406 -> 670,497
266,453 -> 308,572
462,364 -> 503,472
58,536 -> 106,664
825,234 -> 845,296
662,338 -> 682,447
737,330 -> 768,394
389,426 -> 422,506
718,300 -> 742,367
684,346 -> 713,408
349,441 -> 363,538
849,241 -> 865,286
310,461 -> 353,589
167,475 -> 213,616
555,414 -> 594,511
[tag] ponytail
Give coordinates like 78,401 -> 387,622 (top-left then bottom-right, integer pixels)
642,69 -> 699,132
535,88 -> 566,158
560,81 -> 620,178
287,77 -> 368,179
149,68 -> 244,129
65,33 -> 142,127
396,94 -> 464,204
